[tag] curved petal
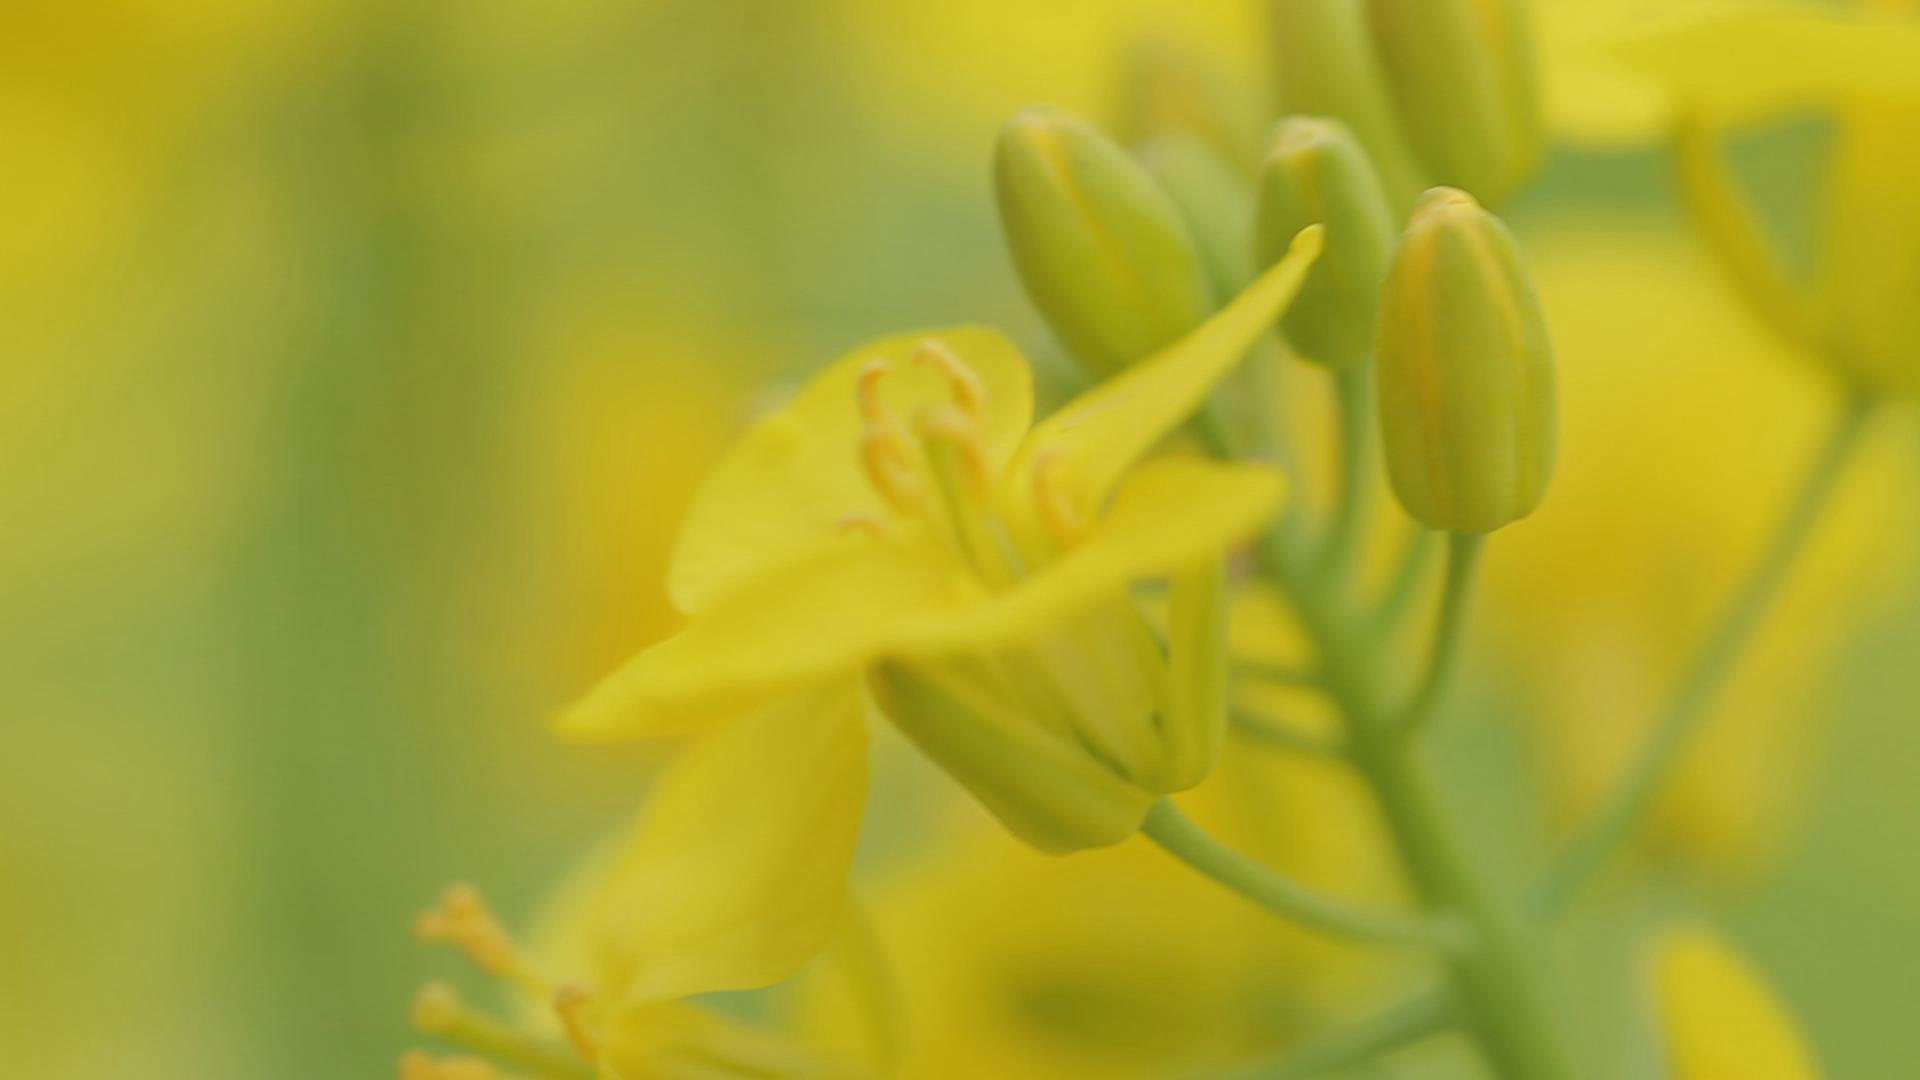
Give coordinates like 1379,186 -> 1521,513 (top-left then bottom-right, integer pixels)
669,327 -> 1033,614
1003,227 -> 1318,532
584,683 -> 869,1009
1613,10 -> 1920,126
896,458 -> 1284,656
1648,924 -> 1820,1080
557,534 -> 977,741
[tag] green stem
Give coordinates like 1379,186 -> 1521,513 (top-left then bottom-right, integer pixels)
1535,389 -> 1879,915
1250,990 -> 1454,1080
1140,800 -> 1462,951
1256,532 -> 1575,1080
1370,524 -> 1438,637
1318,361 -> 1376,582
1396,532 -> 1484,736
1233,710 -> 1346,758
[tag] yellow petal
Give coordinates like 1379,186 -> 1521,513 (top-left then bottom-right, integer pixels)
556,534 -> 976,741
1004,227 -> 1320,532
668,326 -> 1032,614
585,683 -> 868,1007
1647,924 -> 1822,1080
896,458 -> 1284,656
1613,10 -> 1920,126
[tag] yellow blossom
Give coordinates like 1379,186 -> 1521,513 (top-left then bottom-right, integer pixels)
557,228 -> 1322,850
404,690 -> 871,1077
1615,3 -> 1920,394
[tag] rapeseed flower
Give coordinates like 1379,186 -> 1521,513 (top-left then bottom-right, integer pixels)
559,231 -> 1320,842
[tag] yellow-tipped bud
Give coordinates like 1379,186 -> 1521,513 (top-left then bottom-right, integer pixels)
994,106 -> 1215,377
1136,135 -> 1256,304
1255,117 -> 1398,367
1269,0 -> 1429,209
1376,188 -> 1554,533
1365,0 -> 1545,207
868,659 -> 1154,854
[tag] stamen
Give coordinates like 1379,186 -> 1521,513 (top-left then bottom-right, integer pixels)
855,359 -> 924,510
552,984 -> 601,1061
912,339 -> 988,421
400,1050 -> 519,1080
410,981 -> 466,1036
414,884 -> 546,997
1031,450 -> 1086,546
407,982 -> 588,1078
915,406 -> 990,495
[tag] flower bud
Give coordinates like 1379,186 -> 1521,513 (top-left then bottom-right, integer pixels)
1269,0 -> 1428,209
1119,39 -> 1262,175
995,106 -> 1216,377
1136,135 -> 1255,304
1365,0 -> 1545,207
868,658 -> 1154,854
1376,188 -> 1554,534
1254,116 -> 1398,367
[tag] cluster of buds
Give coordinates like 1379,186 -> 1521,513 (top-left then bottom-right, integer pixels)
1270,0 -> 1546,210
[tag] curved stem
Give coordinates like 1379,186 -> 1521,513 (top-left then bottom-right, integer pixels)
1395,532 -> 1484,737
1370,524 -> 1438,638
1140,800 -> 1462,951
1229,990 -> 1453,1080
1318,362 -> 1376,581
1536,389 -> 1879,915
1255,531 -> 1575,1080
1233,710 -> 1346,758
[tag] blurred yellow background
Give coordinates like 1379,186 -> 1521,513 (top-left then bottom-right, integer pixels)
4,2 -> 1918,1077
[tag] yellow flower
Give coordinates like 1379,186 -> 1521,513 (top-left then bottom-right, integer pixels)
1615,3 -> 1920,394
557,228 -> 1321,849
1485,222 -> 1916,881
405,690 -> 871,1077
1646,924 -> 1822,1079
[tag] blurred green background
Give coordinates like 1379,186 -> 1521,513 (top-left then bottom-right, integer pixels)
3,2 -> 1916,1077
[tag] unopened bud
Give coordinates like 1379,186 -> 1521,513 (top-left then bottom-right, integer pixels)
1366,0 -> 1545,207
1255,117 -> 1398,367
1269,0 -> 1428,209
1136,135 -> 1256,303
868,659 -> 1153,854
1376,189 -> 1554,533
995,106 -> 1216,377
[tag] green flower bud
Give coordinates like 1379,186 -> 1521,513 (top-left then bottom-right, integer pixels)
1376,188 -> 1554,533
1269,0 -> 1428,210
1365,0 -> 1545,207
995,106 -> 1217,377
1254,116 -> 1397,367
1136,135 -> 1256,304
868,658 -> 1153,854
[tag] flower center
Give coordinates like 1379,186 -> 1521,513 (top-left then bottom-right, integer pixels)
854,341 -> 1029,584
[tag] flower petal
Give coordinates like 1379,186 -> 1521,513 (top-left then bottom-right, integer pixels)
1648,924 -> 1820,1080
669,327 -> 1033,614
585,683 -> 868,1007
1613,10 -> 1920,126
557,534 -> 976,741
896,458 -> 1284,656
1003,226 -> 1318,531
